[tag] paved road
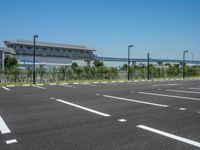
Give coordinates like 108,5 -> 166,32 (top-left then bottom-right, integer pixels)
0,80 -> 200,150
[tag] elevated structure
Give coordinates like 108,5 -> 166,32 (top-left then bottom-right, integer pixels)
0,47 -> 16,70
97,56 -> 200,65
4,40 -> 96,66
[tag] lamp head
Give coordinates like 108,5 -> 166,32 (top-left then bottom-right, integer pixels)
34,35 -> 38,38
128,45 -> 134,48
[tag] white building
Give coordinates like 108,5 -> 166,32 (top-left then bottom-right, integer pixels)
4,39 -> 96,67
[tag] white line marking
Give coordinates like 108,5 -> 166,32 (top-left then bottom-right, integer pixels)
103,95 -> 168,107
59,84 -> 74,88
73,82 -> 79,85
118,119 -> 127,122
166,89 -> 200,94
49,83 -> 57,85
32,85 -> 46,89
152,84 -> 180,87
22,84 -> 31,87
6,139 -> 17,144
179,108 -> 187,111
102,82 -> 108,83
83,82 -> 89,84
139,92 -> 200,101
54,98 -> 111,117
0,116 -> 11,134
189,88 -> 200,90
2,87 -> 11,91
6,85 -> 15,87
111,81 -> 117,83
137,125 -> 200,148
61,83 -> 68,85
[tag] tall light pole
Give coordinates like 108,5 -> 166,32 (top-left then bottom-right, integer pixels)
33,35 -> 38,84
183,50 -> 188,79
128,45 -> 134,80
147,53 -> 150,80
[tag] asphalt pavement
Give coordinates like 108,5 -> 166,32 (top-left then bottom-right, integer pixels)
0,79 -> 200,150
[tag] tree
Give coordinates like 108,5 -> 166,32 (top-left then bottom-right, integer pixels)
4,56 -> 20,82
93,60 -> 104,68
71,62 -> 78,70
4,56 -> 18,69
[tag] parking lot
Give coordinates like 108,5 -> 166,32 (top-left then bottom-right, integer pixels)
0,80 -> 200,150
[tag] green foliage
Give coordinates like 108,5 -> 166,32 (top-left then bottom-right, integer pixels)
4,56 -> 18,69
93,60 -> 104,68
71,62 -> 78,70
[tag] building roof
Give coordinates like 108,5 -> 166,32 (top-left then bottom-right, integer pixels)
4,40 -> 96,52
0,47 -> 16,54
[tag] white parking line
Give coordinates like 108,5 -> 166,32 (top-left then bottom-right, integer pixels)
118,119 -> 127,122
188,88 -> 200,90
137,125 -> 200,148
53,98 -> 111,117
32,85 -> 46,89
49,83 -> 57,85
59,84 -> 75,88
166,89 -> 200,94
152,84 -> 180,87
179,108 -> 187,111
6,85 -> 15,87
101,82 -> 108,84
0,116 -> 11,134
22,84 -> 31,87
6,139 -> 17,144
139,92 -> 200,101
2,87 -> 11,91
73,82 -> 79,85
103,95 -> 169,107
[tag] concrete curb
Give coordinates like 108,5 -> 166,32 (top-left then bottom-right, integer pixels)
2,78 -> 200,88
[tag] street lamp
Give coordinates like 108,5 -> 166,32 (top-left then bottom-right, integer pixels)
33,35 -> 38,84
128,45 -> 134,80
183,50 -> 188,79
147,53 -> 150,80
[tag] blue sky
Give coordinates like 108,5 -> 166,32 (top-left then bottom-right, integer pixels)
0,0 -> 200,60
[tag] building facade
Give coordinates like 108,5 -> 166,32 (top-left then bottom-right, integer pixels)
4,40 -> 96,67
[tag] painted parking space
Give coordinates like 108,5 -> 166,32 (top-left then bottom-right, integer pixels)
0,79 -> 200,149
